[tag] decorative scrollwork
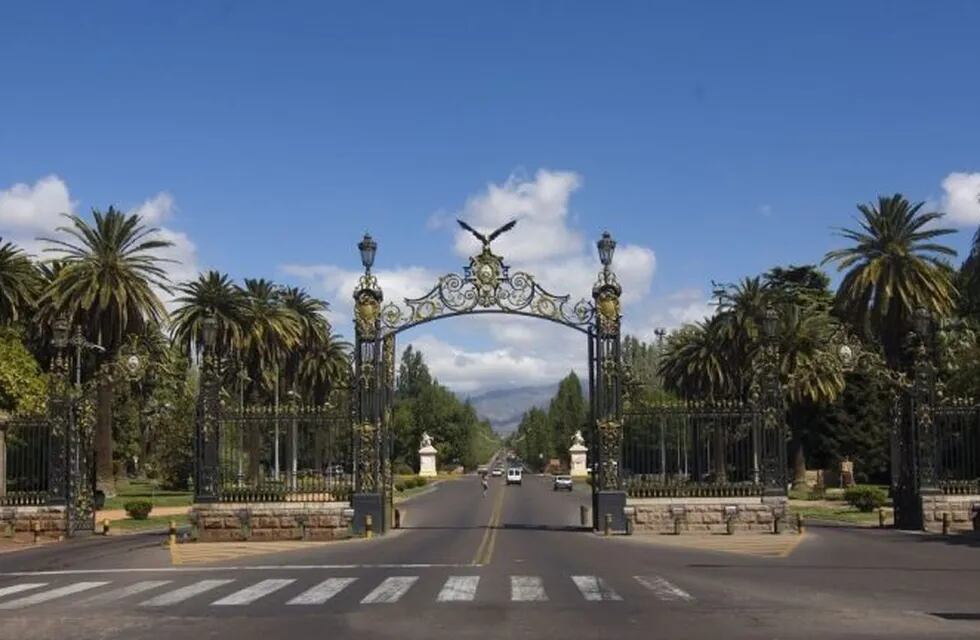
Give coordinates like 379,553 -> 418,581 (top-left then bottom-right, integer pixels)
377,247 -> 595,336
597,418 -> 623,491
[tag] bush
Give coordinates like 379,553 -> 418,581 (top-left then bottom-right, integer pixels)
124,500 -> 154,520
394,481 -> 406,492
393,462 -> 414,476
413,476 -> 428,488
844,486 -> 887,512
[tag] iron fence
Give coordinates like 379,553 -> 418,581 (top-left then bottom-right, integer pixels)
622,402 -> 770,497
215,404 -> 353,503
1,414 -> 51,506
935,399 -> 980,494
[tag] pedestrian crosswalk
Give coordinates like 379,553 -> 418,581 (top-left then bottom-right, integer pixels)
0,573 -> 694,612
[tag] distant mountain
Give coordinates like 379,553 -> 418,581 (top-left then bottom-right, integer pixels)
461,383 -> 559,435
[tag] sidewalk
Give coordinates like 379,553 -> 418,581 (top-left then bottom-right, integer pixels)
95,505 -> 190,522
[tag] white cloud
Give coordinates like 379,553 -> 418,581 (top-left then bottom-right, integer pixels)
405,333 -> 585,393
0,176 -> 200,307
452,169 -> 585,263
0,175 -> 75,253
940,172 -> 980,226
283,167 -> 658,392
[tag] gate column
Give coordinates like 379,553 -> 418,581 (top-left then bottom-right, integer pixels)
352,233 -> 386,535
592,231 -> 627,531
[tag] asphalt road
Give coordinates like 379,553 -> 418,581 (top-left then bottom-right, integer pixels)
1,474 -> 979,639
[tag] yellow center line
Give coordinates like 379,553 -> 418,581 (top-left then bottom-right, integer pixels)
471,484 -> 505,565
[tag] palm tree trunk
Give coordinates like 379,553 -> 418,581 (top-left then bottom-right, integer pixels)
95,367 -> 115,497
791,438 -> 807,490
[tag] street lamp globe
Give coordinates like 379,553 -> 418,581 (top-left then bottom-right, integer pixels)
762,306 -> 778,339
358,233 -> 377,271
913,307 -> 931,336
52,316 -> 69,349
202,314 -> 218,349
597,231 -> 616,268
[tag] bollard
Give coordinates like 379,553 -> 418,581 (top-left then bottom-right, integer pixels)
773,513 -> 781,535
394,509 -> 401,529
878,508 -> 886,528
364,514 -> 373,539
604,512 -> 612,536
726,516 -> 734,535
624,509 -> 634,536
168,520 -> 177,546
32,521 -> 40,544
673,516 -> 682,535
796,512 -> 804,535
103,518 -> 111,536
942,512 -> 950,536
580,504 -> 589,528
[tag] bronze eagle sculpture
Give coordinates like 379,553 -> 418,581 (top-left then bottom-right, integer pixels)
456,218 -> 517,250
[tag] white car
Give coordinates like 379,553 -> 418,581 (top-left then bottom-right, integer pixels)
552,475 -> 573,491
506,467 -> 523,485
491,466 -> 504,477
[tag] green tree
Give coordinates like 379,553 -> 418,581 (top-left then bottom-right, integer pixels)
0,327 -> 46,414
171,270 -> 248,356
40,208 -> 173,495
823,194 -> 957,369
547,372 -> 586,462
0,238 -> 39,325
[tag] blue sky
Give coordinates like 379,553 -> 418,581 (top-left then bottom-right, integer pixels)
2,1 -> 979,391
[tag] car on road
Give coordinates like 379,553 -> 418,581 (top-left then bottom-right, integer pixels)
491,466 -> 504,477
506,467 -> 523,485
552,475 -> 573,491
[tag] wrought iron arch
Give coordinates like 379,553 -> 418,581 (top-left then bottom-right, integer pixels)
350,223 -> 626,534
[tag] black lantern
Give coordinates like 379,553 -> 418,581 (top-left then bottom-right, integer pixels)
52,316 -> 70,349
358,233 -> 377,272
763,306 -> 778,339
202,314 -> 218,349
597,231 -> 616,268
913,307 -> 930,336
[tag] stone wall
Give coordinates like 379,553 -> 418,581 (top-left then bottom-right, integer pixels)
190,502 -> 354,542
920,493 -> 980,533
628,496 -> 796,534
0,505 -> 67,541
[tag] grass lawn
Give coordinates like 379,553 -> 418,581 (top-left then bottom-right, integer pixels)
109,513 -> 191,533
791,503 -> 891,526
104,479 -> 193,510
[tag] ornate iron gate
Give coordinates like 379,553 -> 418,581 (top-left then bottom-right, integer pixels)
351,222 -> 626,533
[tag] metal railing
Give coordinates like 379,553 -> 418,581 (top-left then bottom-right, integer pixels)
0,414 -> 51,506
935,399 -> 980,494
215,404 -> 353,503
622,402 -> 769,498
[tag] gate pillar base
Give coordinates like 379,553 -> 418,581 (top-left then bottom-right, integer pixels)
595,491 -> 627,532
352,493 -> 385,536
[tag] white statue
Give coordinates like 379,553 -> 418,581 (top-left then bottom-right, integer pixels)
569,429 -> 588,477
420,431 -> 433,449
571,430 -> 585,447
419,431 -> 437,477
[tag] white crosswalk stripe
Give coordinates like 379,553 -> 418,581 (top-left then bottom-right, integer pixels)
0,583 -> 47,600
140,579 -> 235,607
437,576 -> 480,602
360,576 -> 418,603
0,574 -> 699,610
0,581 -> 109,610
212,579 -> 296,606
287,577 -> 357,605
77,580 -> 173,606
510,576 -> 547,602
571,576 -> 622,601
634,575 -> 694,602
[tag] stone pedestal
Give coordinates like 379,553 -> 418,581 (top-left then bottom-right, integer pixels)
418,444 -> 438,477
569,442 -> 588,477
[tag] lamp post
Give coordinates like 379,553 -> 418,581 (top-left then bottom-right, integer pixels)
287,389 -> 301,490
358,232 -> 377,273
196,313 -> 220,503
68,326 -> 105,389
48,316 -> 70,507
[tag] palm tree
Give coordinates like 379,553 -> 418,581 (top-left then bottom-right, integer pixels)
279,286 -> 329,397
238,279 -> 301,402
658,316 -> 730,400
40,207 -> 173,495
297,331 -> 352,404
0,238 -> 40,324
823,194 -> 957,368
171,270 -> 248,357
